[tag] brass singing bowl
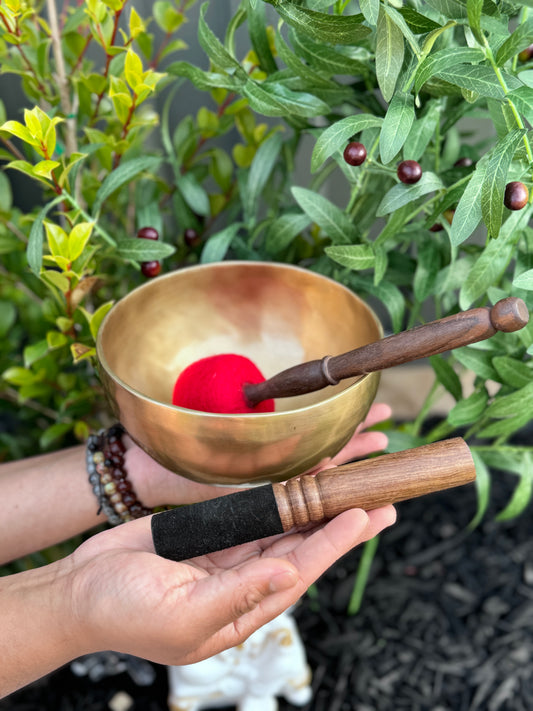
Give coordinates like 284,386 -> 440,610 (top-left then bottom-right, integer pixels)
96,261 -> 383,485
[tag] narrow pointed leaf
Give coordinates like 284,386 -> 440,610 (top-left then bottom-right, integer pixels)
376,8 -> 404,102
292,187 -> 357,244
93,156 -> 161,216
325,244 -> 375,271
380,92 -> 415,164
377,172 -> 442,215
481,129 -> 525,239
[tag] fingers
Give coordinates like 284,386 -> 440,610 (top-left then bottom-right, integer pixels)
327,430 -> 388,468
356,402 -> 392,432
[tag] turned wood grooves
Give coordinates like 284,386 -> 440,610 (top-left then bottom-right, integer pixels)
272,438 -> 476,532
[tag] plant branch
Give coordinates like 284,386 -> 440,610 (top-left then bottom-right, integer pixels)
47,0 -> 77,157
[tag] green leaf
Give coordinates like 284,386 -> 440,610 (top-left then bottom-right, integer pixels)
325,244 -> 375,271
477,411 -> 532,439
46,330 -> 68,350
243,80 -> 330,117
350,275 -> 406,333
40,422 -> 72,450
399,7 -> 441,33
287,29 -> 370,76
243,131 -> 283,225
264,213 -> 310,254
507,86 -> 533,125
459,211 -> 523,309
449,156 -> 488,247
419,19 -> 457,60
68,222 -> 93,261
454,347 -> 498,380
414,240 -> 440,302
93,156 -> 162,216
248,0 -> 277,74
376,8 -> 404,102
492,356 -> 533,388
311,115 -> 383,173
403,100 -> 440,162
377,172 -> 443,216
198,3 -> 241,72
414,47 -> 485,95
359,0 -> 380,25
176,172 -> 210,217
434,65 -> 518,100
266,2 -> 371,45
481,129 -> 525,239
429,354 -> 462,401
167,61 -> 244,91
380,92 -> 415,164
0,171 -> 12,212
115,238 -> 176,260
382,5 -> 420,59
468,450 -> 491,529
0,300 -> 16,337
200,223 -> 242,263
23,339 -> 48,368
513,268 -> 533,291
448,388 -> 489,426
485,381 -> 533,419
495,453 -> 533,521
495,17 -> 533,67
89,302 -> 114,340
292,186 -> 357,244
466,0 -> 484,44
27,196 -> 64,275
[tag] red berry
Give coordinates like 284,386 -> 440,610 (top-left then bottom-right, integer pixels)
184,228 -> 201,247
343,142 -> 367,167
397,160 -> 422,184
519,45 -> 533,62
504,182 -> 529,211
454,157 -> 473,168
137,226 -> 159,240
141,260 -> 161,278
429,222 -> 444,232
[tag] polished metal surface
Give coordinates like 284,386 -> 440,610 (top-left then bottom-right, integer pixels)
97,262 -> 382,485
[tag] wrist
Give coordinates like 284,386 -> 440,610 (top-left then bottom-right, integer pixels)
0,558 -> 86,697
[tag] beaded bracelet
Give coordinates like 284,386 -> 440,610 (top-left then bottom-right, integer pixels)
86,424 -> 153,525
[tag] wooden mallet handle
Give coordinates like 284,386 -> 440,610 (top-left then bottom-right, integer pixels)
244,297 -> 529,406
152,438 -> 476,561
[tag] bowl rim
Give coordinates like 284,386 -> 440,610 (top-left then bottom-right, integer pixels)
96,260 -> 383,419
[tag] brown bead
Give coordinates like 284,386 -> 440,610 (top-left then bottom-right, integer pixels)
101,473 -> 113,485
116,479 -> 133,493
122,492 -> 137,506
108,440 -> 125,455
112,467 -> 127,480
129,503 -> 143,518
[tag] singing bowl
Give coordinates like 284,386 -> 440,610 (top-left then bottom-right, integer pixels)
96,261 -> 383,485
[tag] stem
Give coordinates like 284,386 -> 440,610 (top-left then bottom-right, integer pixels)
483,38 -> 533,164
347,535 -> 380,616
410,380 -> 439,437
0,135 -> 25,161
47,0 -> 77,157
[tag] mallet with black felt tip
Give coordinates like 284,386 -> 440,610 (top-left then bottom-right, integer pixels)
152,438 -> 476,561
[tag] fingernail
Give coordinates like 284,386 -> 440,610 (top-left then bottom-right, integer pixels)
269,569 -> 298,593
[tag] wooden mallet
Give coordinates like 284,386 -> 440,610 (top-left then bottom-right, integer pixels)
152,438 -> 476,561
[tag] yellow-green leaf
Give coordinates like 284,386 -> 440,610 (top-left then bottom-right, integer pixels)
68,222 -> 93,261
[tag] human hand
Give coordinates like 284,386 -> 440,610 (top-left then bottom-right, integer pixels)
64,502 -> 396,667
126,402 -> 392,507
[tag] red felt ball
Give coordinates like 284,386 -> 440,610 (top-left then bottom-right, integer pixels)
172,353 -> 275,414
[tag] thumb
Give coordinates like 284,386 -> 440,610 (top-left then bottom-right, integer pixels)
218,559 -> 300,621
190,559 -> 300,644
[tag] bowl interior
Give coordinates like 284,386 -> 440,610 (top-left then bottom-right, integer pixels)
97,262 -> 383,484
99,262 -> 381,411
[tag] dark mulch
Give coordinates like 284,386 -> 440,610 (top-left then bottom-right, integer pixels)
2,463 -> 533,711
